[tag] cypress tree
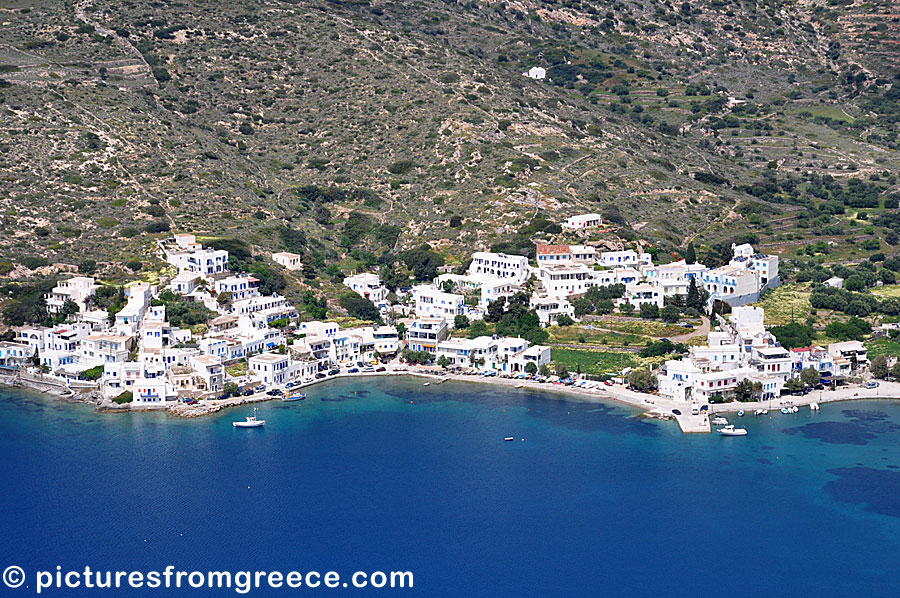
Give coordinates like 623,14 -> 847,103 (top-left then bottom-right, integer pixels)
686,277 -> 703,312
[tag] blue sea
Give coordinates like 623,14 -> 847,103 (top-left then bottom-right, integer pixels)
2,377 -> 900,596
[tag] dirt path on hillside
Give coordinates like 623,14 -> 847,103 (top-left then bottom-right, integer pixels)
668,316 -> 710,343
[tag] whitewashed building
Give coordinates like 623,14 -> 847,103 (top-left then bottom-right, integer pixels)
0,342 -> 36,369
562,214 -> 605,230
524,66 -> 546,79
45,277 -> 99,315
272,251 -> 302,271
406,317 -> 449,354
467,252 -> 530,284
536,244 -> 572,265
214,275 -> 260,302
641,260 -> 708,296
621,282 -> 664,309
598,250 -> 651,268
530,296 -> 575,325
343,273 -> 389,305
249,352 -> 291,386
535,264 -> 597,298
657,306 -> 790,403
412,285 -> 465,320
701,244 -> 780,307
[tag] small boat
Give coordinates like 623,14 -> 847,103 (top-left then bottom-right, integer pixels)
423,382 -> 431,387
718,425 -> 748,436
712,416 -> 729,425
515,383 -> 524,389
810,402 -> 820,411
281,392 -> 306,402
792,406 -> 799,413
737,410 -> 745,417
504,437 -> 514,442
761,409 -> 768,415
233,407 -> 265,428
781,408 -> 789,414
754,409 -> 764,416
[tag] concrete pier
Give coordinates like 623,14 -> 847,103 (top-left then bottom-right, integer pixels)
674,412 -> 711,433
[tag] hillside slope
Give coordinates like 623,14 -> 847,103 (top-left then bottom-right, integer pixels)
0,0 -> 898,276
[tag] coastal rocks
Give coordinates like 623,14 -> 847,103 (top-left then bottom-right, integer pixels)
168,393 -> 275,418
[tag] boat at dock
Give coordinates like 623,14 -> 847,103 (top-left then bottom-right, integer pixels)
712,416 -> 729,425
281,392 -> 306,402
233,407 -> 265,428
810,402 -> 820,411
717,425 -> 748,436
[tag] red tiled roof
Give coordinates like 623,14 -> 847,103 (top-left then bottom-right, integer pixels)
536,244 -> 570,255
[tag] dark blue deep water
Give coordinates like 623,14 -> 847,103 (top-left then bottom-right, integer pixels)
3,377 -> 900,597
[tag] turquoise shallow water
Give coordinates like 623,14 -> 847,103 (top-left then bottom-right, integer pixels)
2,377 -> 900,596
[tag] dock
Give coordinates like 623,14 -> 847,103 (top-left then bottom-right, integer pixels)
673,412 -> 711,434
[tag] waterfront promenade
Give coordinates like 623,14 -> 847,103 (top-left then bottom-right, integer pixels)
8,362 -> 900,434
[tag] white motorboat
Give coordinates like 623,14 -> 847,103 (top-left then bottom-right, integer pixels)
791,406 -> 799,413
233,407 -> 265,428
712,416 -> 729,425
737,410 -> 745,417
718,425 -> 748,436
423,382 -> 431,387
810,402 -> 820,411
504,437 -> 514,442
781,408 -> 789,414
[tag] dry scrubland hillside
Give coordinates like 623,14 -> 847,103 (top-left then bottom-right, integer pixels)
0,0 -> 898,275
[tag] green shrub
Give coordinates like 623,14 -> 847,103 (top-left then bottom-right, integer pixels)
113,391 -> 133,404
81,365 -> 104,381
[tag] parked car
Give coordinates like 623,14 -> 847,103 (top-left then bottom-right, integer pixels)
315,373 -> 326,379
218,394 -> 230,401
242,389 -> 254,396
327,369 -> 340,376
603,380 -> 613,386
356,361 -> 366,368
285,382 -> 295,389
348,367 -> 359,373
815,384 -> 825,390
375,366 -> 386,372
254,386 -> 265,392
865,381 -> 880,389
183,398 -> 197,405
266,389 -> 281,396
363,366 -> 375,373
